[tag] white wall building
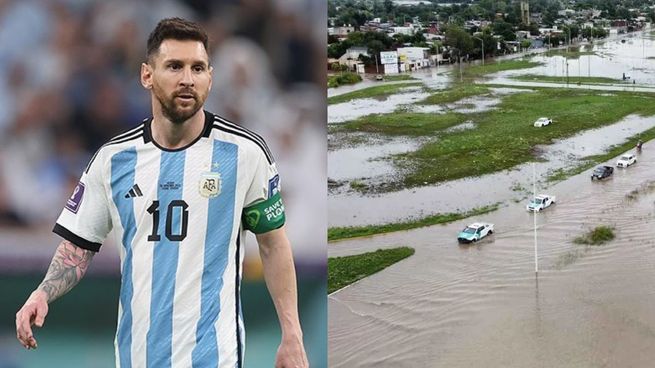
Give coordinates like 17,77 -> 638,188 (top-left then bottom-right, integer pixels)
380,51 -> 399,74
397,47 -> 430,71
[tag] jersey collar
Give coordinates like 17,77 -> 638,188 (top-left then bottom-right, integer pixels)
143,110 -> 214,152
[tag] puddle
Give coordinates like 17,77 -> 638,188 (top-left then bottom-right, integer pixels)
411,87 -> 529,114
328,136 -> 424,181
328,88 -> 430,124
444,120 -> 477,133
411,95 -> 502,114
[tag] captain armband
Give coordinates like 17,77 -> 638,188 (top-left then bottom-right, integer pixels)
242,192 -> 286,234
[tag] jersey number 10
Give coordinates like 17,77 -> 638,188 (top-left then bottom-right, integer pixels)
147,200 -> 189,242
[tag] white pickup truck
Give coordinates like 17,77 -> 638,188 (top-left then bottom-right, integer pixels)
526,194 -> 556,212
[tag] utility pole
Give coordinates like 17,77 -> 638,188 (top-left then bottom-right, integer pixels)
374,52 -> 379,74
459,51 -> 463,82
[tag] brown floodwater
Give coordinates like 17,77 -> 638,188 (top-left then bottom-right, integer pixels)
329,114 -> 655,227
329,141 -> 655,367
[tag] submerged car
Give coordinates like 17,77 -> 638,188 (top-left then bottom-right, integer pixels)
533,117 -> 552,127
526,194 -> 556,212
591,165 -> 614,180
457,222 -> 494,243
616,153 -> 637,168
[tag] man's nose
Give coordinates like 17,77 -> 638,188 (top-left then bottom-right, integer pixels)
180,66 -> 194,86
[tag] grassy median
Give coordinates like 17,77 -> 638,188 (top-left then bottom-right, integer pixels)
383,74 -> 417,81
328,247 -> 415,293
337,88 -> 655,190
512,75 -> 621,84
328,203 -> 499,242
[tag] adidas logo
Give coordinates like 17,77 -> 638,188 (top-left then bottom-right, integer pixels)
125,184 -> 143,198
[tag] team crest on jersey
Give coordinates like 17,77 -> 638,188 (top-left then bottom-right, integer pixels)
199,172 -> 221,198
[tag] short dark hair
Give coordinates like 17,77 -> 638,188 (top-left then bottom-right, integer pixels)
146,18 -> 209,62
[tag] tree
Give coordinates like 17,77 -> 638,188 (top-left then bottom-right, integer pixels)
445,25 -> 473,62
492,20 -> 516,41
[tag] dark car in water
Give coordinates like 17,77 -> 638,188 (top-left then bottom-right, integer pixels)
591,165 -> 614,180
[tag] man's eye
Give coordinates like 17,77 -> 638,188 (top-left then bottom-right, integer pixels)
193,66 -> 205,72
169,64 -> 181,70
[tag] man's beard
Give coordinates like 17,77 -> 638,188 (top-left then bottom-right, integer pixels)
153,84 -> 204,125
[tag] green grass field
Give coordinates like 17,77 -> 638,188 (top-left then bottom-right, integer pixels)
336,88 -> 655,190
328,204 -> 499,242
512,75 -> 621,84
328,247 -> 414,293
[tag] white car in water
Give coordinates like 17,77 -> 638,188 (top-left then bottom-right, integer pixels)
533,117 -> 552,127
457,222 -> 494,243
616,153 -> 637,168
526,194 -> 556,212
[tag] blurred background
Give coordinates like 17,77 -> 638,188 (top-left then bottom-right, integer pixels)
0,0 -> 326,367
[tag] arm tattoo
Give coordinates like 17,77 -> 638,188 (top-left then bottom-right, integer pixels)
37,241 -> 95,303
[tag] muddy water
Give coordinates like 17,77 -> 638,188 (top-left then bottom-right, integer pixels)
328,87 -> 430,124
492,31 -> 655,86
329,114 -> 655,227
329,142 -> 655,367
328,136 -> 423,181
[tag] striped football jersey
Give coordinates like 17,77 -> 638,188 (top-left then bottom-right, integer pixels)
53,110 -> 285,368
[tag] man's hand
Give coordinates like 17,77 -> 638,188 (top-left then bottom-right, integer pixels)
15,240 -> 94,350
275,335 -> 309,368
15,290 -> 49,349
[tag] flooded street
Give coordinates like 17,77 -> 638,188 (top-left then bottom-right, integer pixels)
329,142 -> 655,367
328,31 -> 655,227
329,114 -> 655,227
329,30 -> 655,367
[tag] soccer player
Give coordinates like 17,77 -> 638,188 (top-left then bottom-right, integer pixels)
15,18 -> 308,368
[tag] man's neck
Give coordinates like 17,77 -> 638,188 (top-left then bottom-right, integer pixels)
151,109 -> 205,150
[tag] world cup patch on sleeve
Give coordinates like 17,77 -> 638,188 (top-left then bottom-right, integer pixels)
268,174 -> 280,198
66,182 -> 85,214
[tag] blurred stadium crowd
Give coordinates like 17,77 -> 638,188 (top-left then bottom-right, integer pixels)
0,0 -> 326,266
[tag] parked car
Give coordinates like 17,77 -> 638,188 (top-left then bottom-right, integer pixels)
534,117 -> 552,127
457,222 -> 494,243
616,153 -> 637,168
526,194 -> 556,212
591,165 -> 614,180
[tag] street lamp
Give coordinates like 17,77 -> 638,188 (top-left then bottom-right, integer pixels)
473,36 -> 484,66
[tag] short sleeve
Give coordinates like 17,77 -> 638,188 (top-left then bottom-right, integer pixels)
53,151 -> 112,252
242,148 -> 285,234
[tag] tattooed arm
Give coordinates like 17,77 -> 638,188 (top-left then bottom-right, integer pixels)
15,240 -> 95,349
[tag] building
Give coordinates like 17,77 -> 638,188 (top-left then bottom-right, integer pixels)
329,26 -> 355,37
397,47 -> 430,71
338,47 -> 369,72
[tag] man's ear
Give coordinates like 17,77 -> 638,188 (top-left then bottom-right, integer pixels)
141,62 -> 153,90
208,65 -> 213,91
